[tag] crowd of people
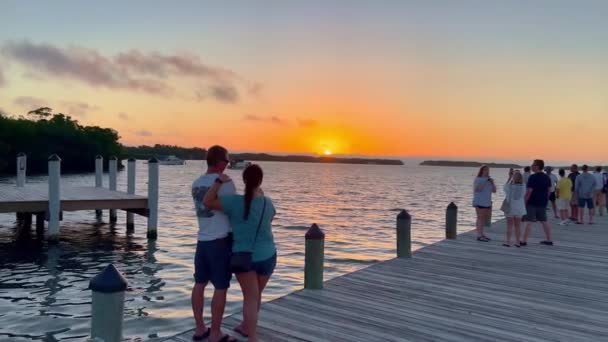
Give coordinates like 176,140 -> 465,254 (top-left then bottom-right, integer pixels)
473,160 -> 608,247
191,145 -> 276,342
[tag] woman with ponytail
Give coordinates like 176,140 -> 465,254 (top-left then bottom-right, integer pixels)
204,164 -> 276,342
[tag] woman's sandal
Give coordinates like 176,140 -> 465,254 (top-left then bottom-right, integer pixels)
502,243 -> 511,247
477,236 -> 490,242
234,326 -> 249,338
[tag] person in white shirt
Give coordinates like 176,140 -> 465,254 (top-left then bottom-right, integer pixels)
545,166 -> 559,219
503,171 -> 527,247
593,166 -> 606,216
191,145 -> 238,342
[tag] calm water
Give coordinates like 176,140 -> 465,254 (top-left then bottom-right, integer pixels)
0,161 -> 509,341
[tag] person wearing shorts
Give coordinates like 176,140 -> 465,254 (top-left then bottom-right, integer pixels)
568,165 -> 580,222
204,164 -> 277,341
522,159 -> 553,246
556,168 -> 572,226
593,167 -> 606,216
545,166 -> 559,219
190,145 -> 237,342
575,165 -> 597,224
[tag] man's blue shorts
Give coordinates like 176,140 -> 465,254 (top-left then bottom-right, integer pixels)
194,235 -> 232,289
578,198 -> 594,209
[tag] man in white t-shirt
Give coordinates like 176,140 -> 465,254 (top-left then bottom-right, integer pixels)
191,145 -> 237,342
545,166 -> 559,219
593,166 -> 606,216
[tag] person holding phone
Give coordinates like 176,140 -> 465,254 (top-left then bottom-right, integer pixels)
473,165 -> 496,242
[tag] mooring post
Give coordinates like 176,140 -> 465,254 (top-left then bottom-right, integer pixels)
89,264 -> 128,342
48,154 -> 61,242
304,223 -> 325,289
446,202 -> 458,239
396,209 -> 412,258
16,152 -> 26,187
109,156 -> 118,224
147,158 -> 159,239
95,155 -> 103,220
126,158 -> 136,232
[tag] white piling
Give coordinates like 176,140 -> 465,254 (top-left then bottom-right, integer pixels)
126,158 -> 136,231
95,155 -> 103,220
109,157 -> 118,224
48,154 -> 61,242
16,152 -> 27,187
147,158 -> 159,239
90,264 -> 128,342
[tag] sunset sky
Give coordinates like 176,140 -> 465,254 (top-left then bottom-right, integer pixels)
1,1 -> 607,163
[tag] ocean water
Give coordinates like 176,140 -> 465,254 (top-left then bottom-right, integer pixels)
0,161 -> 509,341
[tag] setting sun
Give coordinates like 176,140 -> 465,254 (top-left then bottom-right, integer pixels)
324,150 -> 332,156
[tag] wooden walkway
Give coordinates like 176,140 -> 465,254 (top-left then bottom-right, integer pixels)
164,215 -> 608,341
0,184 -> 148,213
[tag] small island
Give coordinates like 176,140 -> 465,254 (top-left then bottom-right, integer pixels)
228,153 -> 404,166
420,160 -> 521,168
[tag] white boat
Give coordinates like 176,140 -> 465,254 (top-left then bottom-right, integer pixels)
158,155 -> 185,165
228,160 -> 251,170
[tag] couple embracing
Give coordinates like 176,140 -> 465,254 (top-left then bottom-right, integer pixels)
191,145 -> 276,342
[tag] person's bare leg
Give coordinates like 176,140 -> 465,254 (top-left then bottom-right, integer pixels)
235,274 -> 272,336
475,208 -> 483,237
589,207 -> 595,224
541,221 -> 552,241
514,217 -> 521,244
236,272 -> 260,342
579,206 -> 584,223
505,217 -> 514,244
523,222 -> 533,243
552,201 -> 558,218
209,289 -> 227,342
192,283 -> 207,336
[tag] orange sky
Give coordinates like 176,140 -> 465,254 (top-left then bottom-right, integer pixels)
1,2 -> 607,163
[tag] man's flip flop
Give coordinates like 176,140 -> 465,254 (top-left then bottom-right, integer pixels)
217,335 -> 237,342
234,326 -> 249,338
192,328 -> 211,341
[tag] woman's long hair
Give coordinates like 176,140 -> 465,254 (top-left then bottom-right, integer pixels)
477,165 -> 489,177
243,164 -> 264,220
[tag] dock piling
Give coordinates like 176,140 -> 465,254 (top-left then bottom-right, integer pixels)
396,210 -> 412,258
47,154 -> 61,242
304,223 -> 325,289
126,158 -> 136,232
446,202 -> 458,239
35,212 -> 45,234
147,158 -> 159,239
109,157 -> 118,224
16,152 -> 26,187
89,264 -> 127,342
95,155 -> 103,220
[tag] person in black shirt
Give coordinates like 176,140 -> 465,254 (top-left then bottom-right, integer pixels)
521,159 -> 553,246
568,164 -> 580,222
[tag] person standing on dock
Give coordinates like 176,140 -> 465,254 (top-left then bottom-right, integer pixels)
568,164 -> 581,222
503,171 -> 526,247
575,165 -> 597,225
593,166 -> 606,216
521,159 -> 553,246
473,165 -> 496,242
191,145 -> 237,342
204,164 -> 277,342
556,168 -> 573,226
523,166 -> 532,185
545,166 -> 559,219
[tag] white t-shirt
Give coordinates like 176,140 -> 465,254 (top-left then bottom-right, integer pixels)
548,173 -> 558,192
191,173 -> 237,241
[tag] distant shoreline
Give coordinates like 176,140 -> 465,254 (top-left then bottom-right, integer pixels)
420,160 -> 520,168
230,153 -> 404,166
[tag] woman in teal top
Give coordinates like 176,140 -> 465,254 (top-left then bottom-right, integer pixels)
203,164 -> 276,341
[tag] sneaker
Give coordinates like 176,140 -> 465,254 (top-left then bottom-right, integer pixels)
520,241 -> 528,246
540,241 -> 554,246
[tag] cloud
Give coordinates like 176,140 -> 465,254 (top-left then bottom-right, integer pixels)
58,101 -> 99,117
243,114 -> 286,125
118,112 -> 129,120
248,82 -> 263,97
1,40 -> 247,102
297,117 -> 317,127
209,84 -> 239,103
0,67 -> 5,87
135,130 -> 153,137
14,96 -> 49,110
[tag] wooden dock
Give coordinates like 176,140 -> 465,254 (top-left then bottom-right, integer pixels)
0,185 -> 148,213
163,215 -> 608,341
